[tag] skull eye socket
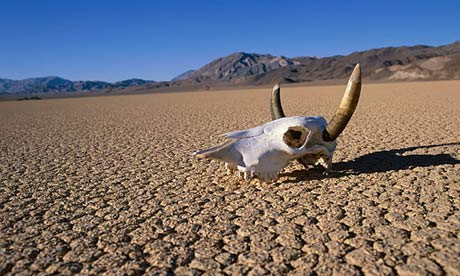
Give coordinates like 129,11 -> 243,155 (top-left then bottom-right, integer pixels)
283,126 -> 309,148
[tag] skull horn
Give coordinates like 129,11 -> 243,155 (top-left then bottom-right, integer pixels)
269,64 -> 361,141
322,64 -> 361,142
270,84 -> 285,120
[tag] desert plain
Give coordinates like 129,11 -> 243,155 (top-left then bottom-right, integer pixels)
1,80 -> 460,275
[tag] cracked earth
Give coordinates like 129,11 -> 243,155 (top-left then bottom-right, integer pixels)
1,81 -> 460,275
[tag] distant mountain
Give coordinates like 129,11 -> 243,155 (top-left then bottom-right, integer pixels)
174,41 -> 460,85
3,41 -> 460,97
114,78 -> 155,87
175,52 -> 299,85
171,70 -> 195,81
0,77 -> 156,94
0,77 -> 74,94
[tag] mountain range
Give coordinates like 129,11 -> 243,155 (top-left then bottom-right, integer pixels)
2,41 -> 460,96
172,41 -> 460,86
0,77 -> 158,95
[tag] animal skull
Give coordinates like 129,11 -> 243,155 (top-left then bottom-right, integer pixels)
194,64 -> 361,181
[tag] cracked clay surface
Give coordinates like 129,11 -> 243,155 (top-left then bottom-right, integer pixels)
1,81 -> 460,275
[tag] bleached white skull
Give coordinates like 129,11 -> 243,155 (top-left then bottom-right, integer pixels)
194,64 -> 361,181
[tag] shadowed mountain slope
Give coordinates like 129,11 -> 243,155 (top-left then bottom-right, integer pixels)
174,41 -> 460,85
2,41 -> 460,96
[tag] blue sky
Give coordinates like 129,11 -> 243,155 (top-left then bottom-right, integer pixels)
1,1 -> 459,82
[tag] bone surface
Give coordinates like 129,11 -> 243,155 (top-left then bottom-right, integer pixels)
194,116 -> 335,181
1,81 -> 460,274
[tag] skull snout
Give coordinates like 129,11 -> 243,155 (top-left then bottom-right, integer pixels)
283,126 -> 310,148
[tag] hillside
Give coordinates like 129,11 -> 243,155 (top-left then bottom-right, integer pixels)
173,41 -> 460,85
0,77 -> 156,95
2,41 -> 460,96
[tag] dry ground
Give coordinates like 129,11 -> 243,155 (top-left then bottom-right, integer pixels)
1,81 -> 460,275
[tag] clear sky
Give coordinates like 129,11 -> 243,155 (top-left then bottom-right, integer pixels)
1,0 -> 459,82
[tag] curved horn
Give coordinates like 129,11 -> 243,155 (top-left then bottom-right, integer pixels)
270,84 -> 286,120
322,64 -> 361,142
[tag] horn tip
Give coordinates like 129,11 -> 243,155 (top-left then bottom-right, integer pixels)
351,63 -> 361,83
273,83 -> 280,91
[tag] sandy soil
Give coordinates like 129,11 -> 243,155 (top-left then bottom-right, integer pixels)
1,80 -> 459,275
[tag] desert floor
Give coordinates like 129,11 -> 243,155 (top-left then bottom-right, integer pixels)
1,80 -> 460,275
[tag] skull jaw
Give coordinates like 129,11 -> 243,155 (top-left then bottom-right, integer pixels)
297,141 -> 336,173
225,161 -> 282,182
225,156 -> 292,182
297,154 -> 333,172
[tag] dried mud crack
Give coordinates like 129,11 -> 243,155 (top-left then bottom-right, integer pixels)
1,81 -> 460,275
